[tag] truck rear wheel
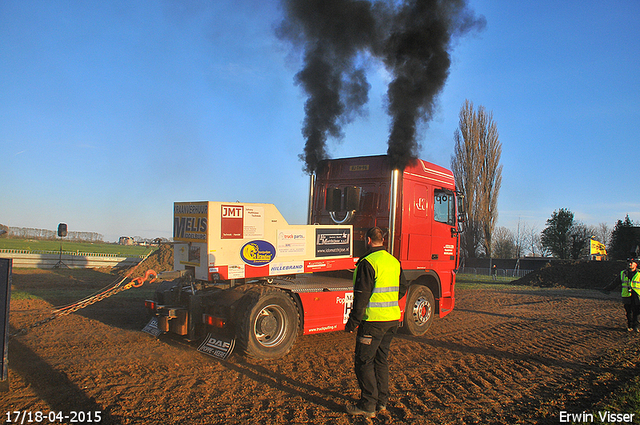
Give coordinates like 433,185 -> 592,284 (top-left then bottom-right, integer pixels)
237,287 -> 299,360
403,285 -> 435,336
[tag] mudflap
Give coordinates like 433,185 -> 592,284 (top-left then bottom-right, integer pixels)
197,333 -> 236,361
142,317 -> 162,337
143,317 -> 235,360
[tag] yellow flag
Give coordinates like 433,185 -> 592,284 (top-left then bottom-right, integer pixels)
590,238 -> 607,256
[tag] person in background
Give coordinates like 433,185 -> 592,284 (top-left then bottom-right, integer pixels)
604,256 -> 640,332
344,226 -> 408,418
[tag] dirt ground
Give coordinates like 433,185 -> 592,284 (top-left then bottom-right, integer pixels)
2,256 -> 640,424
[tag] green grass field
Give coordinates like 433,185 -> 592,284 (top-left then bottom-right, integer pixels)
602,375 -> 640,420
0,238 -> 155,257
456,273 -> 520,287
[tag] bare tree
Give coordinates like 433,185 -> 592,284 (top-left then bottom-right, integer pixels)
492,226 -> 516,258
513,220 -> 524,258
590,222 -> 610,247
512,220 -> 543,258
451,99 -> 502,258
521,223 -> 541,257
451,101 -> 480,257
7,226 -> 104,242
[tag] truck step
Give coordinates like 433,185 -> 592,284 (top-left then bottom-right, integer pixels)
270,275 -> 352,293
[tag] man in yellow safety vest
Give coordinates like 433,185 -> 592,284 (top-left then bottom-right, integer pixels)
605,257 -> 640,331
345,226 -> 408,418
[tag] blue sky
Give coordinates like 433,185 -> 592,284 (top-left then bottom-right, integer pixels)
1,0 -> 639,243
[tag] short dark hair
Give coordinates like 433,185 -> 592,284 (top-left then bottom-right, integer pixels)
366,227 -> 384,244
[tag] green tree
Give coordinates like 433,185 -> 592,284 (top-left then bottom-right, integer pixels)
609,215 -> 640,260
541,208 -> 574,259
451,100 -> 502,258
568,223 -> 591,260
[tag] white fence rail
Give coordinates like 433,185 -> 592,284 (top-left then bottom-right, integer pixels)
0,250 -> 142,269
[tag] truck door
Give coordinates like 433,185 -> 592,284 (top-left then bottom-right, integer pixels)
431,189 -> 457,297
404,183 -> 431,262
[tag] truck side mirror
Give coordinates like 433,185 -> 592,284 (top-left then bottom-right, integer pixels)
326,188 -> 342,212
456,194 -> 466,223
344,186 -> 361,211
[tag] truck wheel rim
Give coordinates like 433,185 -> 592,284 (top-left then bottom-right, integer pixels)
253,304 -> 288,347
412,297 -> 431,325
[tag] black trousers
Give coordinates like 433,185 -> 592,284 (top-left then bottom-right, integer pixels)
354,320 -> 399,411
624,292 -> 640,328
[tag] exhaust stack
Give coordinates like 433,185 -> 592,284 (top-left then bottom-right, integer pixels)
307,173 -> 316,225
388,168 -> 400,256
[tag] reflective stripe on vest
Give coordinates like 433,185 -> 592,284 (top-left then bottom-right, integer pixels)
621,270 -> 640,297
355,249 -> 401,322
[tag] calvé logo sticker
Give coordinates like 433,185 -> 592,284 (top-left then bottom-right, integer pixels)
241,240 -> 276,266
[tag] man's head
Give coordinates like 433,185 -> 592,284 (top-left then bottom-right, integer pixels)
629,258 -> 638,272
365,227 -> 385,249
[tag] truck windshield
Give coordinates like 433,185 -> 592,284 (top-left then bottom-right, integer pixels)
434,190 -> 455,226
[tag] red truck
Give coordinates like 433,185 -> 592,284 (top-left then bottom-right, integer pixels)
144,155 -> 463,360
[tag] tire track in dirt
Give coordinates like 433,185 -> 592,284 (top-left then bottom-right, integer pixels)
384,288 -> 629,424
3,271 -> 639,425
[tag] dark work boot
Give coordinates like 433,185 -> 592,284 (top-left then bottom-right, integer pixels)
346,403 -> 376,418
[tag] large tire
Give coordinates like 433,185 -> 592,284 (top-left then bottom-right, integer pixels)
236,287 -> 299,360
403,285 -> 435,336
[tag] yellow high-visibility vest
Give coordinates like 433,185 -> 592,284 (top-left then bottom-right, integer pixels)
355,249 -> 401,322
620,270 -> 640,298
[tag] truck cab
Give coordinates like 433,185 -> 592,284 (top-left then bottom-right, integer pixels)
311,155 -> 462,318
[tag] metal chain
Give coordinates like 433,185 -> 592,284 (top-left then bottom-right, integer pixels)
52,269 -> 157,317
10,251 -> 158,337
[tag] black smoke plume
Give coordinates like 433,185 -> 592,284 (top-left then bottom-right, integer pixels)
278,0 -> 485,173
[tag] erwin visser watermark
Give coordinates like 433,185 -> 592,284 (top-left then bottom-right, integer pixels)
560,410 -> 635,423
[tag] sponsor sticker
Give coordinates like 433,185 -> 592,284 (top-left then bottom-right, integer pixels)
221,205 -> 244,239
277,230 -> 306,256
240,240 -> 276,266
228,264 -> 245,279
316,228 -> 351,257
338,292 -> 354,324
174,202 -> 208,242
244,206 -> 265,238
178,244 -> 201,266
269,261 -> 304,275
198,334 -> 235,360
308,325 -> 338,333
142,317 -> 162,337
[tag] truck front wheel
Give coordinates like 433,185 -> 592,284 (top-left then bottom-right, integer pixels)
237,288 -> 299,360
403,285 -> 435,335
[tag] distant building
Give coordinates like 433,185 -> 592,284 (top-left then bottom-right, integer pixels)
119,236 -> 134,246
